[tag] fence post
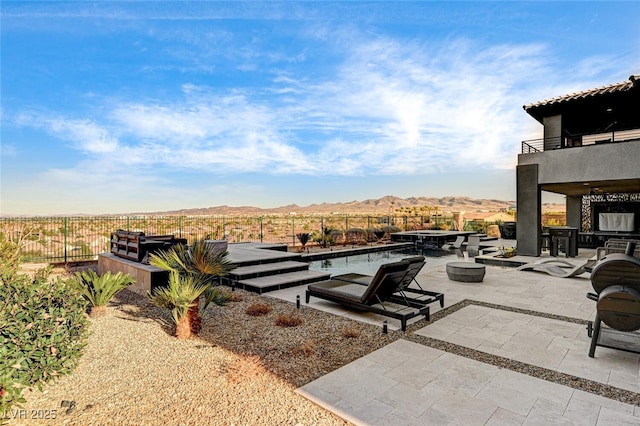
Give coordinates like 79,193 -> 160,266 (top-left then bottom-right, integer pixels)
179,216 -> 183,238
292,217 -> 295,246
260,217 -> 263,243
63,217 -> 68,263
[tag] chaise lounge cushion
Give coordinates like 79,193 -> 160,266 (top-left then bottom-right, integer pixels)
333,256 -> 426,291
305,281 -> 371,304
308,260 -> 409,306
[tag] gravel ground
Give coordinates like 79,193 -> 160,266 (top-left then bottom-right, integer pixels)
11,288 -> 364,426
8,262 -> 640,425
9,262 -> 399,425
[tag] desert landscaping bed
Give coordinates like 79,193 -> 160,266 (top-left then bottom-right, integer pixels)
11,262 -> 399,425
10,262 -> 640,425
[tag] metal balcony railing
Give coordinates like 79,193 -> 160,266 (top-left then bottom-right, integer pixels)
521,129 -> 640,154
521,139 -> 544,153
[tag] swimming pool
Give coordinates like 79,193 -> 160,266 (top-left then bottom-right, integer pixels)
307,248 -> 454,277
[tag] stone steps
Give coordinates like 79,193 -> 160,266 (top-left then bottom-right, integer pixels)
234,270 -> 331,294
229,260 -> 310,280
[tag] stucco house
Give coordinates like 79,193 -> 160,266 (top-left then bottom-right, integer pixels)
516,75 -> 640,256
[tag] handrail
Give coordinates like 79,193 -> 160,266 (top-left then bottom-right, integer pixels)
521,140 -> 542,153
521,129 -> 640,154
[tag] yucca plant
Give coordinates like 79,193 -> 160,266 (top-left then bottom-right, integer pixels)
296,232 -> 311,251
149,240 -> 235,335
74,270 -> 135,317
148,271 -> 209,339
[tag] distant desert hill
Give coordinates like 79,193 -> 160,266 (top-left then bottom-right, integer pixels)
150,195 -> 565,216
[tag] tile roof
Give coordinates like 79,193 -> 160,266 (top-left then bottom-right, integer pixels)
524,74 -> 640,111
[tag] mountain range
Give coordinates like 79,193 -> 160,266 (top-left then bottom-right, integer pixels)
150,195 -> 565,216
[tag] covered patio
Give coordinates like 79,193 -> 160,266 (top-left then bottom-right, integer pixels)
517,75 -> 640,256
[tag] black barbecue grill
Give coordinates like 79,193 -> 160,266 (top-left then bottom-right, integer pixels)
586,242 -> 640,357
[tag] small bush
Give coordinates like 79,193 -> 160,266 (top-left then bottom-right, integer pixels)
342,326 -> 361,339
246,303 -> 272,316
292,340 -> 317,356
227,291 -> 243,302
73,270 -> 135,316
0,265 -> 90,415
275,313 -> 303,327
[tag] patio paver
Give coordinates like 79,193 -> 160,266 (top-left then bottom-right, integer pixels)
270,248 -> 640,425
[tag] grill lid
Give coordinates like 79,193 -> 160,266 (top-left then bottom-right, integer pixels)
590,254 -> 640,294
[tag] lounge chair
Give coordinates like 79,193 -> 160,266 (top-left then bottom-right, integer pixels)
596,238 -> 640,260
442,236 -> 465,251
466,235 -> 481,257
516,258 -> 597,278
332,256 -> 444,308
305,259 -> 435,331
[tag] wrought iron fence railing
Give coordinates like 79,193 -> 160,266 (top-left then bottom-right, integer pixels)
0,214 -> 458,263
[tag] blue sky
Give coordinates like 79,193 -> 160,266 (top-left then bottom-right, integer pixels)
1,1 -> 639,215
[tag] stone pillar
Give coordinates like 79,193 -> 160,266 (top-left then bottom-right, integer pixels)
452,211 -> 465,231
566,196 -> 582,230
516,164 -> 541,256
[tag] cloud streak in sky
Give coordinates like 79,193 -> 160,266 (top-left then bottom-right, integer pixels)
2,1 -> 637,214
20,36 -> 553,182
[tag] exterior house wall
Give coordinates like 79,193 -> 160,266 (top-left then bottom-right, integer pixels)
517,75 -> 639,258
517,141 -> 640,255
517,142 -> 640,185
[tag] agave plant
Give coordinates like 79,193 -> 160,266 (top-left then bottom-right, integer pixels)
149,240 -> 235,336
74,270 -> 135,317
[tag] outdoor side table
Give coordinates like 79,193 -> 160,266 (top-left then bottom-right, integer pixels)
446,262 -> 486,282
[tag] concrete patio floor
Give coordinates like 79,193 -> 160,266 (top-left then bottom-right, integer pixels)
268,250 -> 640,425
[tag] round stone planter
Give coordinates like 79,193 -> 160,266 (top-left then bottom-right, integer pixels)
446,262 -> 486,283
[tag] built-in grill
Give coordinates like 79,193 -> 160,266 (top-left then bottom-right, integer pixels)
586,242 -> 640,357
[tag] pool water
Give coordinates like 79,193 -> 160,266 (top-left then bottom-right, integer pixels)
307,248 -> 455,277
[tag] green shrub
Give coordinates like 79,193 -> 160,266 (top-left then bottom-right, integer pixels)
345,228 -> 366,244
312,227 -> 334,248
381,225 -> 401,237
0,234 -> 20,279
74,270 -> 135,316
0,265 -> 90,416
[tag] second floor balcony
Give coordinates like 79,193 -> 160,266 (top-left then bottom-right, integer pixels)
521,128 -> 640,154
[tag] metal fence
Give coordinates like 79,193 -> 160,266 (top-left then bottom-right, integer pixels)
0,214 -> 458,263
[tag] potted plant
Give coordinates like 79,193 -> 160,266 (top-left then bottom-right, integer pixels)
497,246 -> 517,258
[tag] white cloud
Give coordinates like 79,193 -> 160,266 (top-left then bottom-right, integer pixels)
9,33 -> 617,199
15,113 -> 119,154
